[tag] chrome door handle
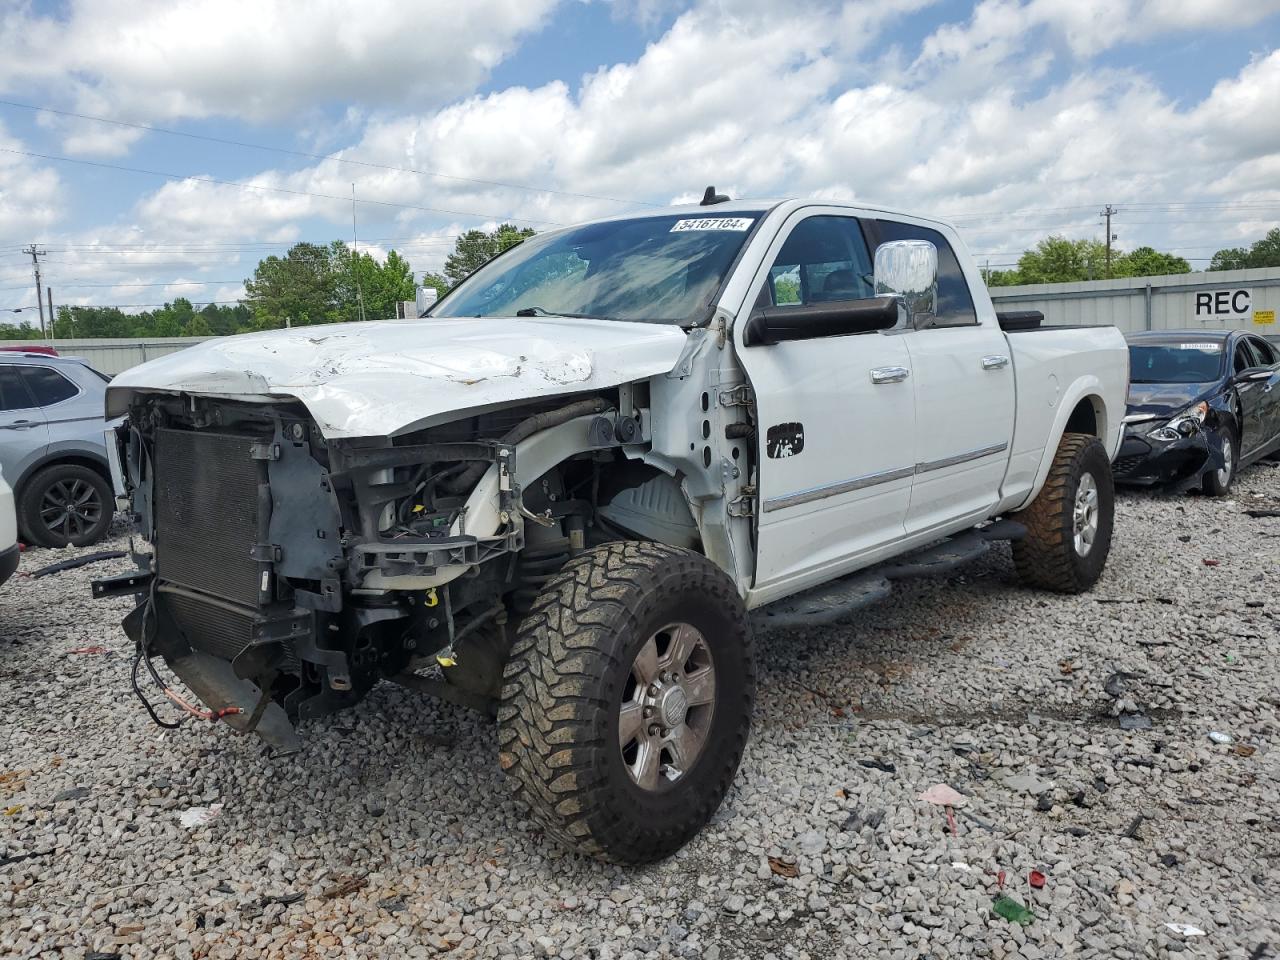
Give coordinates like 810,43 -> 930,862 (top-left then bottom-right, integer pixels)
982,355 -> 1010,370
870,366 -> 910,384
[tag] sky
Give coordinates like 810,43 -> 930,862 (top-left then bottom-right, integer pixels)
1,0 -> 1278,319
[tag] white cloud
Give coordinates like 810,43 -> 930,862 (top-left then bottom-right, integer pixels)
0,0 -> 560,133
0,122 -> 64,239
11,0 -> 1280,306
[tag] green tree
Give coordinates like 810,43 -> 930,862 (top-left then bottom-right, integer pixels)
1013,236 -> 1110,284
442,224 -> 536,285
243,241 -> 339,329
1210,227 -> 1280,270
1113,246 -> 1191,278
0,321 -> 41,340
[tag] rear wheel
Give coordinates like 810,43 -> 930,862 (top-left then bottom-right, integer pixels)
1200,429 -> 1236,497
1013,433 -> 1114,593
497,541 -> 754,863
18,463 -> 114,547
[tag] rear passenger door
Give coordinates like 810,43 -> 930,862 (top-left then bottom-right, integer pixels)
19,364 -> 96,455
868,219 -> 1015,533
1231,337 -> 1271,458
0,364 -> 51,480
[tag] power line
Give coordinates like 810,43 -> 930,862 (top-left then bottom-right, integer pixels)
0,98 -> 654,208
0,147 -> 560,226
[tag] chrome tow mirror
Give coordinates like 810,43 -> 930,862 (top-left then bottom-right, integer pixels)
874,240 -> 938,327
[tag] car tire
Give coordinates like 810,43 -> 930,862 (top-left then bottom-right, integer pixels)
1013,433 -> 1114,594
497,541 -> 754,864
18,463 -> 114,548
1200,428 -> 1236,497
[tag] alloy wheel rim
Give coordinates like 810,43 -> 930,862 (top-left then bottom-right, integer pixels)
1217,438 -> 1232,488
1073,472 -> 1099,557
39,478 -> 102,540
618,622 -> 716,790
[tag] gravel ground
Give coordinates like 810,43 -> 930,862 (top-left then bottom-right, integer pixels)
2,465 -> 1278,960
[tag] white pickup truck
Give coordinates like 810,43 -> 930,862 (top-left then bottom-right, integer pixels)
100,195 -> 1128,863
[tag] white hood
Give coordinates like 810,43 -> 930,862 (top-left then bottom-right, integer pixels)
107,316 -> 689,438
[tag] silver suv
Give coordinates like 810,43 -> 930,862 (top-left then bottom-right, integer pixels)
0,351 -> 116,547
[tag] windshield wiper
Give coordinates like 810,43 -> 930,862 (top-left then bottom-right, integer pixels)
514,306 -> 593,318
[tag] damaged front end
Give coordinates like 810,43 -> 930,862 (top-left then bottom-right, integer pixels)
1112,401 -> 1225,491
95,393 -> 604,753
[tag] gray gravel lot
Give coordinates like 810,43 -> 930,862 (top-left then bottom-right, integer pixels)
2,467 -> 1278,960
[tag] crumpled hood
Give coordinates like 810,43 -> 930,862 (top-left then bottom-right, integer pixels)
1125,381 -> 1218,419
107,316 -> 689,438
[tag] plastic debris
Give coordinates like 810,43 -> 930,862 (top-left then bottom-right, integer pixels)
1208,731 -> 1234,745
1029,870 -> 1046,889
1164,922 -> 1206,937
177,803 -> 224,829
29,550 -> 128,578
1202,558 -> 1220,567
1234,744 -> 1257,758
1002,773 -> 1053,796
951,862 -> 972,872
1119,713 -> 1152,731
991,895 -> 1035,924
917,783 -> 966,807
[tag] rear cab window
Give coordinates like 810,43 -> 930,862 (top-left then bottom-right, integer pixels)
870,219 -> 977,328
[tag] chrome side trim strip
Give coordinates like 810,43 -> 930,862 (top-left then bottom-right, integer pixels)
762,442 -> 1010,513
762,466 -> 915,513
915,441 -> 1009,475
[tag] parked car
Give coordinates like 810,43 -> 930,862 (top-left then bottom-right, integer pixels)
0,463 -> 17,588
99,196 -> 1128,863
0,352 -> 117,546
1116,330 -> 1280,494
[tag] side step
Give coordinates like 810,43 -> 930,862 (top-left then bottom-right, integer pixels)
750,523 -> 1025,631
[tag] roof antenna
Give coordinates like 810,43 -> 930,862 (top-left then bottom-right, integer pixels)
700,185 -> 730,206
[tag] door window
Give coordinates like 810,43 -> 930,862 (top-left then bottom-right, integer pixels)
872,220 -> 977,327
1233,339 -> 1261,374
0,366 -> 35,412
20,366 -> 79,407
763,216 -> 875,308
1245,336 -> 1277,366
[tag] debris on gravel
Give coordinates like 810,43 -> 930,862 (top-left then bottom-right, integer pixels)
1,472 -> 1278,958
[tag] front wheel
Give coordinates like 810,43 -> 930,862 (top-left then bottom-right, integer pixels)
1013,433 -> 1115,593
18,463 -> 114,547
1200,429 -> 1236,497
497,541 -> 754,863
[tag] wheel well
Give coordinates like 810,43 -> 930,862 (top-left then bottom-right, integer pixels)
1064,396 -> 1104,438
17,453 -> 111,498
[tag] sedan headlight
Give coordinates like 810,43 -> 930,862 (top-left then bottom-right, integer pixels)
1148,401 -> 1208,442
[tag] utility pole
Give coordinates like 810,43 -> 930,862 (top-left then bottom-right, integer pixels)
351,183 -> 367,323
46,288 -> 54,341
1099,205 -> 1117,279
22,244 -> 47,337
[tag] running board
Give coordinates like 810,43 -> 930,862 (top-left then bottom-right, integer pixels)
751,523 -> 1025,631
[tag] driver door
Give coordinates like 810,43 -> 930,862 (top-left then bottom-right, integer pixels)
735,211 -> 916,601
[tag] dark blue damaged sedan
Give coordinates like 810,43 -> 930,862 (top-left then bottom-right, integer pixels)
1114,330 -> 1280,495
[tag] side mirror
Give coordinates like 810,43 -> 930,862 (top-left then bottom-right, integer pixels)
1235,366 -> 1273,383
743,298 -> 898,346
874,240 -> 938,327
415,285 -> 440,317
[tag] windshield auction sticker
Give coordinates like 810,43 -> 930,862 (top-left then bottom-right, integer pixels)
670,218 -> 755,232
1178,343 -> 1222,351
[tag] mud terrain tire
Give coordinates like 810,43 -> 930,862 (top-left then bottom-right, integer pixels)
497,541 -> 754,863
1013,433 -> 1114,594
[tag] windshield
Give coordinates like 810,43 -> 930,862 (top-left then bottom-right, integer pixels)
1128,343 -> 1224,384
431,213 -> 762,324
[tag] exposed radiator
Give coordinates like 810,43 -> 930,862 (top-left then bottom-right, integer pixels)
154,428 -> 262,606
